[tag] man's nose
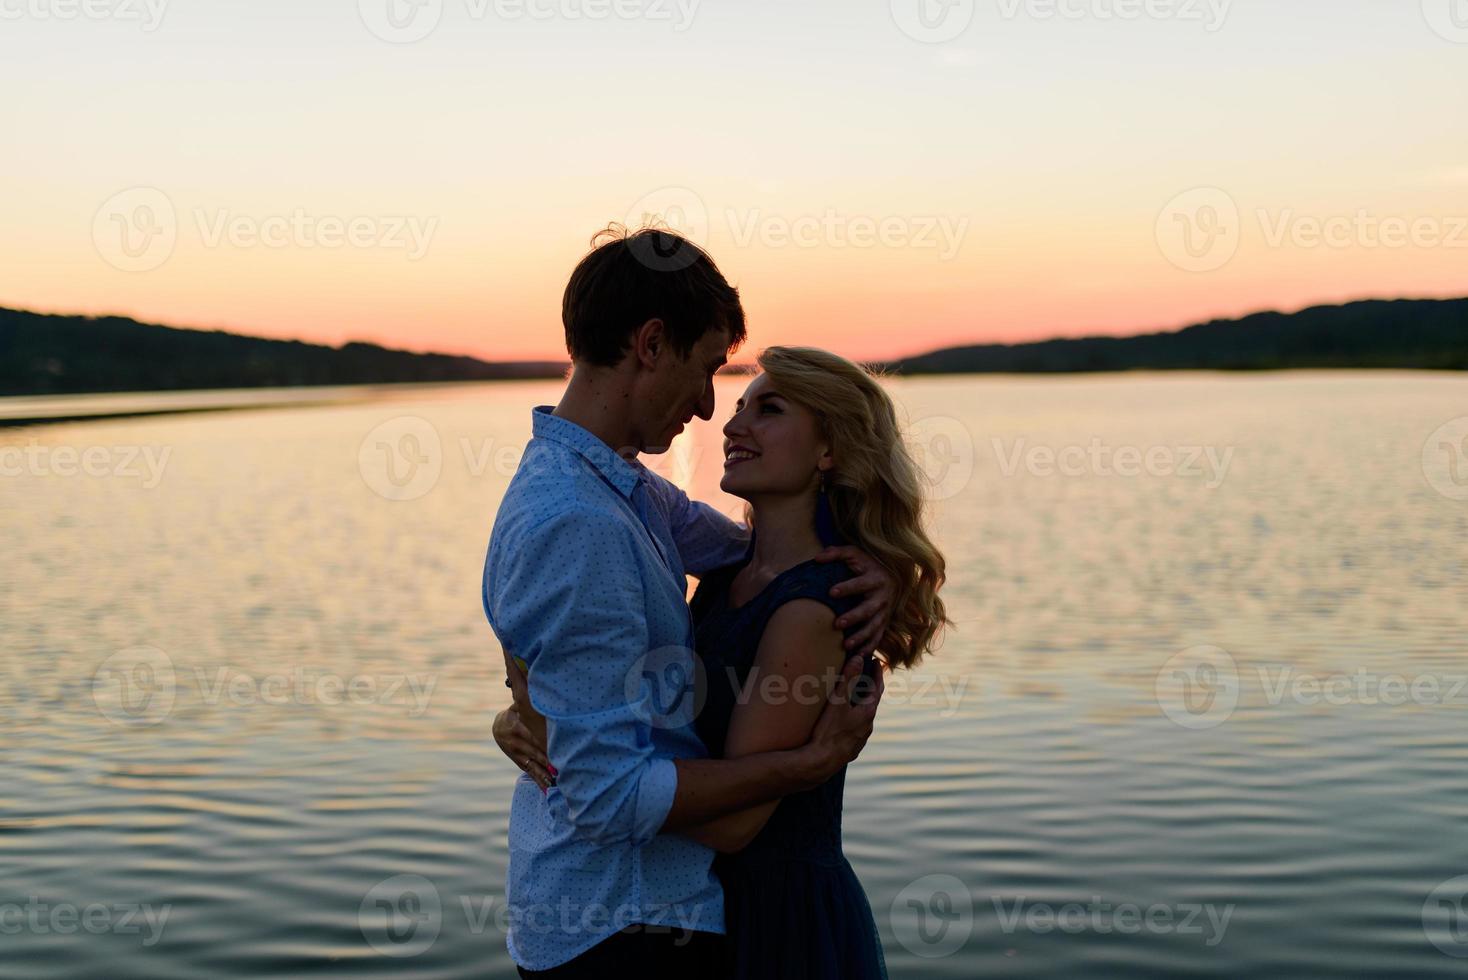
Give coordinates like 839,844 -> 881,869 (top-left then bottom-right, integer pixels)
695,381 -> 716,421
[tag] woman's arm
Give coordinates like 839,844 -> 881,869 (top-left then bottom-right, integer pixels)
678,599 -> 852,854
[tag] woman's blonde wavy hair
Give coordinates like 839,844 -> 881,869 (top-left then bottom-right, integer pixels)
753,346 -> 950,669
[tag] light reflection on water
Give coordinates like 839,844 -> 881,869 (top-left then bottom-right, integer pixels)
2,372 -> 1467,978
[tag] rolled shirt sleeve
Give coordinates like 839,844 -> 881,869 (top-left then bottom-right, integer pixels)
488,507 -> 679,846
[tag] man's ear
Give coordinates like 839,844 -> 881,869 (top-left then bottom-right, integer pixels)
631,319 -> 665,370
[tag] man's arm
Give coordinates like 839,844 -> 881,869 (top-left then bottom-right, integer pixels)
640,468 -> 749,577
641,470 -> 898,655
662,650 -> 875,834
488,507 -> 881,839
490,506 -> 693,846
673,600 -> 851,852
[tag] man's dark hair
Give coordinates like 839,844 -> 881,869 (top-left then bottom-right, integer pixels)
562,224 -> 747,367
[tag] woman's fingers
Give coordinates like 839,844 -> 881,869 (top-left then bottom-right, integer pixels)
511,722 -> 550,769
525,760 -> 555,792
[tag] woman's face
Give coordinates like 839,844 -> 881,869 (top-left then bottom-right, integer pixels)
720,372 -> 831,499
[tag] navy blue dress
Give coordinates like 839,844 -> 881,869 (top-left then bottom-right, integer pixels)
690,558 -> 889,980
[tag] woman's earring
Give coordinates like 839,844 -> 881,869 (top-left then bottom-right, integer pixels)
816,469 -> 843,546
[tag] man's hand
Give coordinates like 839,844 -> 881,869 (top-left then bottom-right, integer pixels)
814,545 -> 897,656
495,649 -> 555,791
793,654 -> 886,789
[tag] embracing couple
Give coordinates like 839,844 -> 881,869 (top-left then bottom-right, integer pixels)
482,226 -> 948,979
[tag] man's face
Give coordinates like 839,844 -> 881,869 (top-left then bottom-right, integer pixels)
640,326 -> 729,454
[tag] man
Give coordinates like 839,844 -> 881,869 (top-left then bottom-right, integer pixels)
482,226 -> 891,978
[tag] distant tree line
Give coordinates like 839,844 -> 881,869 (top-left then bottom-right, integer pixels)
0,308 -> 568,396
888,299 -> 1468,374
2,298 -> 1464,397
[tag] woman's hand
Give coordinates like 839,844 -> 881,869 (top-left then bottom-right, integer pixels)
797,653 -> 886,786
814,545 -> 897,655
493,707 -> 555,791
495,649 -> 555,792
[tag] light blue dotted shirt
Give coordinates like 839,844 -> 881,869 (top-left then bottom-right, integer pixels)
483,406 -> 750,971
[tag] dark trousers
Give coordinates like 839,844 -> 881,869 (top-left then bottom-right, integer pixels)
516,925 -> 727,980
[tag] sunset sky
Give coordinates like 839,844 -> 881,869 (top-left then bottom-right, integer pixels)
3,0 -> 1465,362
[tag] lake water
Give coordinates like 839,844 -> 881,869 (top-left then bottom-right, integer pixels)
3,372 -> 1467,979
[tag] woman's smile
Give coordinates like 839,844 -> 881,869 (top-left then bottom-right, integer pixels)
724,444 -> 761,468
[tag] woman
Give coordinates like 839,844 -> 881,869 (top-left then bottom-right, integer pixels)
496,346 -> 949,979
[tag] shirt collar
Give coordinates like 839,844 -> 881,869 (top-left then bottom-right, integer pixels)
531,405 -> 643,499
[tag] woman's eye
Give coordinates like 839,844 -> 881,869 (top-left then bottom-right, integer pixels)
760,404 -> 782,414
